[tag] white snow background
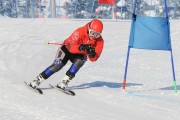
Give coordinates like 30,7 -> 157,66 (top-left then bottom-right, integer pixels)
0,18 -> 180,120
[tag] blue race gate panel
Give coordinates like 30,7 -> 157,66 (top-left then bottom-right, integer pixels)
128,16 -> 172,50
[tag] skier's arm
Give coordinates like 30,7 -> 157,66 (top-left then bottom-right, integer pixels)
88,39 -> 104,62
65,29 -> 83,54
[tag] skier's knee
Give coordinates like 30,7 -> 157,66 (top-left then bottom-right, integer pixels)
52,59 -> 65,72
67,57 -> 86,76
40,59 -> 65,79
73,57 -> 86,68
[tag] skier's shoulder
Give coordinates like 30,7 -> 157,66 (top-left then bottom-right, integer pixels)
77,23 -> 88,33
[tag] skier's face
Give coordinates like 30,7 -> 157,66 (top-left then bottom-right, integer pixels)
88,29 -> 101,40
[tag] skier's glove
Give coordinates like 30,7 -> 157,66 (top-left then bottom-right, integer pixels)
85,45 -> 94,53
79,44 -> 96,58
88,50 -> 96,58
85,45 -> 96,58
79,44 -> 93,52
79,44 -> 86,51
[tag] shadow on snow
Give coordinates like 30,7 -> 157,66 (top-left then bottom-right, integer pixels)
69,81 -> 142,90
159,85 -> 180,91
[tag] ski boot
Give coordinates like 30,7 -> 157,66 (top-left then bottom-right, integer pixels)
57,72 -> 75,90
57,75 -> 71,90
30,74 -> 44,89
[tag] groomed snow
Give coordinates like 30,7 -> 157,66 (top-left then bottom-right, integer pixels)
0,18 -> 180,120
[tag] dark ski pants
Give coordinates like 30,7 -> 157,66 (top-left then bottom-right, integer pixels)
40,45 -> 87,80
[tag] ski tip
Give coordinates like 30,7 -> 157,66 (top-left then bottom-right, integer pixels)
69,91 -> 75,96
37,89 -> 43,94
24,81 -> 28,84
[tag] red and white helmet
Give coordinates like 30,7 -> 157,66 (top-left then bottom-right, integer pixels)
88,19 -> 103,39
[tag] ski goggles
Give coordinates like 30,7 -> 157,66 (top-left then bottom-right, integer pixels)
88,29 -> 101,39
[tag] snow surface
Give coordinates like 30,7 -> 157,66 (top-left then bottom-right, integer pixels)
0,18 -> 180,120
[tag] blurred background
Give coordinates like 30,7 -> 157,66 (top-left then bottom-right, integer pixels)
0,0 -> 179,19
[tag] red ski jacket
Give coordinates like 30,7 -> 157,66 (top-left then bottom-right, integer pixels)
64,23 -> 104,62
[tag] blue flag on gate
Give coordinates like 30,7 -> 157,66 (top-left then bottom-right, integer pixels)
128,16 -> 172,50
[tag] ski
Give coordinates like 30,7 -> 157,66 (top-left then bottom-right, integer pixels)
24,81 -> 43,94
49,84 -> 75,96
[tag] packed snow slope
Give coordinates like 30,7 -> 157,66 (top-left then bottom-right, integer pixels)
0,18 -> 180,120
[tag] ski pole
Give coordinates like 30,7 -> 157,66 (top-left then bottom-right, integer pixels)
45,41 -> 65,46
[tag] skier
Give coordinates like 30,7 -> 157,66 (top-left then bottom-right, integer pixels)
29,19 -> 104,90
